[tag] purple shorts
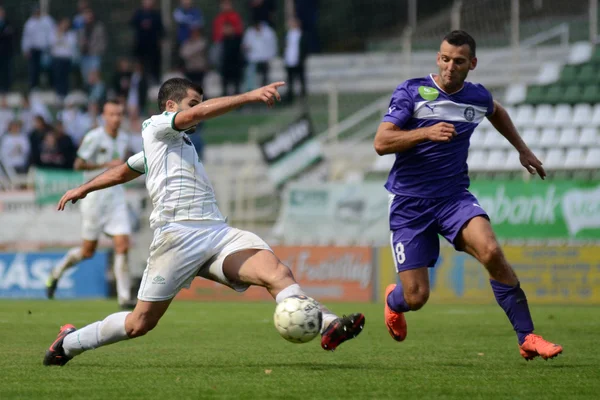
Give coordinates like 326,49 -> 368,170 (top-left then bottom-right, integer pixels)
388,190 -> 488,272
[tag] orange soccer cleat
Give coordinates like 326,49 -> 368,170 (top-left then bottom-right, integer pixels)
519,333 -> 563,361
384,284 -> 407,342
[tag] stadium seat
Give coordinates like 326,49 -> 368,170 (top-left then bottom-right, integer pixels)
372,154 -> 395,171
559,64 -> 578,82
545,85 -> 564,104
584,148 -> 600,168
505,150 -> 522,171
564,148 -> 586,169
467,150 -> 488,171
582,85 -> 600,103
521,127 -> 539,144
533,104 -> 554,127
552,104 -> 573,127
478,115 -> 493,130
524,86 -> 545,105
514,104 -> 535,125
572,103 -> 593,127
562,85 -> 582,105
539,128 -> 560,147
544,149 -> 565,169
470,129 -> 487,149
576,64 -> 596,84
579,127 -> 598,146
486,150 -> 507,170
592,47 -> 600,63
558,127 -> 579,147
483,129 -> 510,149
591,104 -> 600,126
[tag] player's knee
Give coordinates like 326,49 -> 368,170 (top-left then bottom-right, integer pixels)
81,249 -> 95,259
479,242 -> 504,266
127,317 -> 159,338
265,263 -> 295,289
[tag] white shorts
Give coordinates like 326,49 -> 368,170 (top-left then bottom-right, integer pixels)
137,221 -> 272,302
80,196 -> 131,241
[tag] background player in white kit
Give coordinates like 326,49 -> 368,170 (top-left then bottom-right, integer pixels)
43,78 -> 365,366
46,100 -> 135,309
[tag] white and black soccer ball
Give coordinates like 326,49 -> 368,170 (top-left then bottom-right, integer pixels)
273,295 -> 323,343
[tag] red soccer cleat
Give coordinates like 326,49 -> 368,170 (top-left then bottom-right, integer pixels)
384,284 -> 407,342
519,333 -> 563,361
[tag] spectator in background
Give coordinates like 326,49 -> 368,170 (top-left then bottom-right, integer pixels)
50,18 -> 78,103
294,0 -> 319,53
211,0 -> 243,69
58,96 -> 93,145
180,25 -> 207,88
38,121 -> 76,170
28,115 -> 50,167
242,19 -> 277,89
72,0 -> 90,31
126,60 -> 149,118
87,70 -> 106,107
249,0 -> 276,28
0,120 -> 30,173
19,92 -> 53,134
21,6 -> 55,90
0,6 -> 15,99
111,58 -> 132,104
284,18 -> 308,103
173,0 -> 203,49
130,0 -> 164,83
220,21 -> 244,96
78,8 -> 106,87
0,97 -> 15,135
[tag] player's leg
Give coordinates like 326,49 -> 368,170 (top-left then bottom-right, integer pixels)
46,239 -> 98,299
112,234 -> 134,308
455,216 -> 562,360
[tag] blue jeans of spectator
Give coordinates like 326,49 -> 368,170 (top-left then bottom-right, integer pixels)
53,57 -> 71,99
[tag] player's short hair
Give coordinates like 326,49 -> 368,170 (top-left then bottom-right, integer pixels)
443,30 -> 476,58
102,99 -> 123,111
157,78 -> 203,112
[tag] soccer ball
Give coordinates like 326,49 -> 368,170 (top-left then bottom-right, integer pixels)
273,295 -> 323,343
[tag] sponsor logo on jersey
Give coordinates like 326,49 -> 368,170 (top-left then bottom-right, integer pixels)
418,86 -> 440,101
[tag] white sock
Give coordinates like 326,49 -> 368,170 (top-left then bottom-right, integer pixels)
52,247 -> 83,280
275,284 -> 338,332
113,253 -> 132,303
63,311 -> 130,357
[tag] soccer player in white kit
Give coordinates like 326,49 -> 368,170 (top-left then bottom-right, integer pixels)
43,78 -> 365,366
45,100 -> 135,309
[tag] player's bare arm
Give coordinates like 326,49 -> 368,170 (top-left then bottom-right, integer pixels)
57,163 -> 142,210
74,157 -> 123,171
488,100 -> 546,179
374,121 -> 457,155
173,82 -> 285,131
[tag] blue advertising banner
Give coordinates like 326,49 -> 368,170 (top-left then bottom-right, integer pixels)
0,251 -> 109,299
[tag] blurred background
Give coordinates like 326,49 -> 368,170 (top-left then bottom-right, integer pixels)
0,0 -> 598,305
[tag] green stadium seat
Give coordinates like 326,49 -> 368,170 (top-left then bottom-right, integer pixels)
563,84 -> 582,105
582,84 -> 600,103
576,64 -> 596,84
525,86 -> 546,105
545,85 -> 565,105
592,47 -> 600,63
560,65 -> 578,82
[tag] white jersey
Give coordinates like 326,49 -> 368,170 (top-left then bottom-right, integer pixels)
77,126 -> 130,212
141,111 -> 225,229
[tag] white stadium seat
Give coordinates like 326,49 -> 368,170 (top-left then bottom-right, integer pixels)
591,104 -> 600,127
584,148 -> 600,168
514,104 -> 535,126
552,104 -> 573,127
539,128 -> 560,148
372,154 -> 395,171
478,115 -> 492,130
505,150 -> 522,171
467,150 -> 488,171
483,129 -> 510,149
470,129 -> 487,149
572,104 -> 593,127
521,127 -> 539,144
564,148 -> 586,169
558,127 -> 579,147
487,150 -> 507,170
544,149 -> 565,169
578,127 -> 598,146
533,104 -> 554,127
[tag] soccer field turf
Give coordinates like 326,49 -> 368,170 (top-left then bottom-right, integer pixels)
1,301 -> 598,399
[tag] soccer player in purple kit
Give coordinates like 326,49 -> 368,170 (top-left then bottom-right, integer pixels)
374,31 -> 562,360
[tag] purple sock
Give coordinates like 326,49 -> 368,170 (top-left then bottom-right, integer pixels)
387,284 -> 411,313
490,279 -> 534,345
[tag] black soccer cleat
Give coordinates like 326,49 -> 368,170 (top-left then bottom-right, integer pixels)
45,276 -> 58,299
43,324 -> 77,366
321,313 -> 365,351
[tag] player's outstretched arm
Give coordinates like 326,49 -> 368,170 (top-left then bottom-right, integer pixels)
57,163 -> 142,210
374,122 -> 457,155
173,81 -> 285,131
488,100 -> 546,179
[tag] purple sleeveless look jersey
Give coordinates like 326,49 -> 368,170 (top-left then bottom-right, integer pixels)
382,74 -> 495,272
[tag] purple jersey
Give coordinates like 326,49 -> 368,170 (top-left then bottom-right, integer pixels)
382,74 -> 494,198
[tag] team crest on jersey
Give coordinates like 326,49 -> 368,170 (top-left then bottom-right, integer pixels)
182,135 -> 192,146
464,106 -> 475,122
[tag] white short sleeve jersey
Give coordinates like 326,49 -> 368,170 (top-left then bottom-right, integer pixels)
141,111 -> 225,229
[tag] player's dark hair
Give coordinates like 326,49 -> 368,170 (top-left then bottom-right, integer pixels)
443,30 -> 476,57
157,78 -> 203,112
102,99 -> 122,110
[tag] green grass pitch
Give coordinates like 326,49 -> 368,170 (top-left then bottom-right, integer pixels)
1,300 -> 598,399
